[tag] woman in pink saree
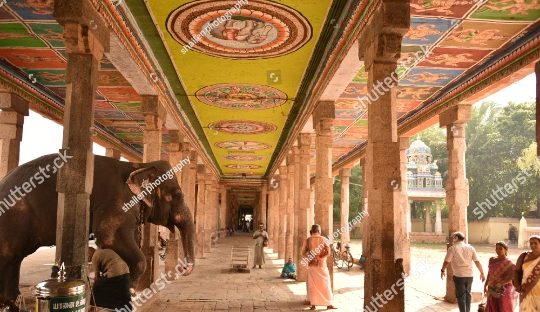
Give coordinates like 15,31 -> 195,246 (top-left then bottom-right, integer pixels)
514,235 -> 540,311
484,241 -> 515,311
301,224 -> 337,310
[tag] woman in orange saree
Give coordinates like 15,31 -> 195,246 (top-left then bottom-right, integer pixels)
484,241 -> 515,311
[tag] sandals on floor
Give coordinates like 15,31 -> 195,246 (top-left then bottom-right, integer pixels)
310,306 -> 316,310
327,305 -> 338,309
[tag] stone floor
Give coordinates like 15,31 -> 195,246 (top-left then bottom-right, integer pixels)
16,233 -> 486,311
144,233 -> 462,312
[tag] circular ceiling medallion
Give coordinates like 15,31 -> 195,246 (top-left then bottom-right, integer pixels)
166,0 -> 312,59
196,84 -> 287,110
224,155 -> 266,161
226,164 -> 262,169
215,141 -> 271,150
209,120 -> 277,135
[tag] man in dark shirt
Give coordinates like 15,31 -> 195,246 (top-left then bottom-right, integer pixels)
89,247 -> 132,310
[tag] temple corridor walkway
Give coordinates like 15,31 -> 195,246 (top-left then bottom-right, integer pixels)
146,233 -> 461,311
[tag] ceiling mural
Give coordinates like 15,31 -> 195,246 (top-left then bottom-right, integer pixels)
166,0 -> 313,59
0,0 -> 538,181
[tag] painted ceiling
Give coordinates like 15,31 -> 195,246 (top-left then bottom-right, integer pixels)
0,0 -> 538,180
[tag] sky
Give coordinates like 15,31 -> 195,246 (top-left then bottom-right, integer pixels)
18,73 -> 536,165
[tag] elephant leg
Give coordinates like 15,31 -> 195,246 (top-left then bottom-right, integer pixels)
0,255 -> 22,300
100,229 -> 146,290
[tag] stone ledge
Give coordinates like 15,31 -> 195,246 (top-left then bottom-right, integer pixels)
410,232 -> 447,244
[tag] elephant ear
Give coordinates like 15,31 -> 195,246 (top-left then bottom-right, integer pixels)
126,167 -> 160,208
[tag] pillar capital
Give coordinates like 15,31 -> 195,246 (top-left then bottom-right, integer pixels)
298,133 -> 311,149
280,166 -> 288,176
439,104 -> 472,128
399,137 -> 411,150
339,167 -> 351,177
313,101 -> 335,126
205,173 -> 213,185
141,95 -> 167,121
197,165 -> 206,181
0,92 -> 29,116
54,0 -> 110,54
105,148 -> 121,160
168,130 -> 184,152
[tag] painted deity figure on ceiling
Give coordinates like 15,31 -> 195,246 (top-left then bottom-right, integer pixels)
210,19 -> 273,45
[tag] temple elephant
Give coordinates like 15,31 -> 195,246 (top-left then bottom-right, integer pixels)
0,154 -> 196,300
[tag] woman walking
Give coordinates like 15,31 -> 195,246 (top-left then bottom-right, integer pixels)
484,241 -> 515,311
514,235 -> 540,310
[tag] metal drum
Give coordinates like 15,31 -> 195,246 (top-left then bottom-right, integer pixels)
35,265 -> 86,312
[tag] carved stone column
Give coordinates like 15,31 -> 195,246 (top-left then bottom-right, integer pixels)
435,200 -> 443,234
260,184 -> 268,229
53,0 -> 109,280
0,92 -> 28,180
361,5 -> 410,309
399,137 -> 411,273
293,147 -> 300,264
310,184 -> 315,226
184,149 -> 197,218
278,166 -> 288,259
340,167 -> 351,251
408,200 -> 413,234
196,165 -> 206,258
425,202 -> 432,232
313,100 -> 335,289
165,130 -> 183,272
220,186 -> 228,232
138,95 -> 166,289
203,174 -> 214,253
285,153 -> 295,263
296,133 -> 311,282
360,157 -> 369,260
440,103 -> 472,302
267,185 -> 275,249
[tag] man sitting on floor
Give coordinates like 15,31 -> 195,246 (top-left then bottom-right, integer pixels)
281,257 -> 297,279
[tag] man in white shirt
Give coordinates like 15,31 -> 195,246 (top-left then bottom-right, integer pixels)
440,232 -> 485,312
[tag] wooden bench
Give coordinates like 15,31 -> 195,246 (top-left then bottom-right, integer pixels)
229,246 -> 250,272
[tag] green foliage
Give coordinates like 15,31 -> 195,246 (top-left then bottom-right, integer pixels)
333,166 -> 363,223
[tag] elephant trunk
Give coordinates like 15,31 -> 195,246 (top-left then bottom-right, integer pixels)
175,208 -> 196,275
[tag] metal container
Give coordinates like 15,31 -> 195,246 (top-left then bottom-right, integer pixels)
35,264 -> 86,312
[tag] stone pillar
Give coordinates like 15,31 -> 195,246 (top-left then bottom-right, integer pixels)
360,158 -> 369,258
220,186 -> 228,232
435,200 -> 443,234
260,184 -> 267,228
285,153 -> 295,263
0,92 -> 28,180
293,147 -> 300,264
398,137 -> 411,273
196,166 -> 206,258
310,184 -> 315,226
137,95 -> 166,290
313,100 -> 335,289
182,148 -> 197,218
407,200 -> 413,234
204,174 -> 213,253
339,167 -> 351,251
362,9 -> 409,309
425,202 -> 432,232
105,148 -> 121,160
273,179 -> 280,250
267,186 -> 275,249
296,133 -> 311,282
440,103 -> 472,302
165,130 -> 183,273
278,166 -> 288,259
53,1 -> 109,279
536,61 -> 539,157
